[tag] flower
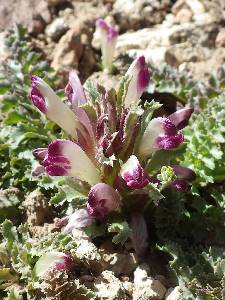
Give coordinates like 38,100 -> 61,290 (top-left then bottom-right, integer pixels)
34,252 -> 73,277
95,18 -> 118,73
121,155 -> 149,189
42,139 -> 100,186
31,75 -> 79,139
139,117 -> 184,158
87,183 -> 121,219
124,56 -> 150,108
64,209 -> 94,233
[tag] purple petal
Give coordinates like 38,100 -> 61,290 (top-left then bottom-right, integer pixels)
124,56 -> 150,108
64,209 -> 94,233
121,155 -> 149,189
172,165 -> 196,182
96,18 -> 118,41
156,133 -> 184,150
168,107 -> 194,130
66,71 -> 87,108
139,117 -> 184,157
43,139 -> 100,185
30,76 -> 46,113
87,183 -> 121,219
131,213 -> 148,256
172,179 -> 190,193
33,148 -> 48,162
54,254 -> 74,271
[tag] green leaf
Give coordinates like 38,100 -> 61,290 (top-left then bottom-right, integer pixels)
108,220 -> 131,244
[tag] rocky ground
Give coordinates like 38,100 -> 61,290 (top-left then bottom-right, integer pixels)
1,0 -> 225,84
1,0 -> 225,299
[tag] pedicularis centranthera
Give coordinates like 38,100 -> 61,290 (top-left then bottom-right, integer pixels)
30,56 -> 195,245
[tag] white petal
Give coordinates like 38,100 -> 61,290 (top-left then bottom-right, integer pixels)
36,78 -> 79,139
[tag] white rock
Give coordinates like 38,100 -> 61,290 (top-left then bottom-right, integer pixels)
165,286 -> 182,300
116,23 -> 195,55
133,265 -> 167,300
94,270 -> 126,299
186,0 -> 205,15
134,264 -> 150,284
45,17 -> 68,40
133,278 -> 167,300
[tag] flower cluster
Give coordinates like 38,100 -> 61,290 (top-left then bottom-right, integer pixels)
31,56 -> 194,237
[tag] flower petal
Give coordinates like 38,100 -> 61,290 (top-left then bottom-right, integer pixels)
31,76 -> 79,139
124,56 -> 150,108
168,107 -> 194,130
34,252 -> 73,277
64,209 -> 94,233
121,155 -> 149,189
87,183 -> 121,219
172,165 -> 196,181
139,117 -> 184,158
43,139 -> 100,185
65,71 -> 87,108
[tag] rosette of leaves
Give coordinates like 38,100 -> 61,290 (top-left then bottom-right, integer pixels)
182,92 -> 225,184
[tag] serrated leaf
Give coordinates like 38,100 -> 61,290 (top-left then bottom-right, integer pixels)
108,220 -> 131,244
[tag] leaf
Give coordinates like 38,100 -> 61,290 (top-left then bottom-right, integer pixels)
2,220 -> 18,245
108,220 -> 131,244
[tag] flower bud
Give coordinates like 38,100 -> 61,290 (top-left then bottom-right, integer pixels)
34,252 -> 73,277
124,56 -> 150,108
121,155 -> 149,189
64,209 -> 94,233
95,18 -> 118,73
87,183 -> 121,219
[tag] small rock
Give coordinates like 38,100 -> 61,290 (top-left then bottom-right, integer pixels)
186,0 -> 205,15
133,265 -> 167,300
94,271 -> 127,300
133,278 -> 167,300
103,253 -> 138,276
29,14 -> 46,36
133,264 -> 150,284
51,26 -> 84,72
23,190 -> 53,226
216,28 -> 225,48
175,8 -> 193,23
45,17 -> 68,41
165,287 -> 182,300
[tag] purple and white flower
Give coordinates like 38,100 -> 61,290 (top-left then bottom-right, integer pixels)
87,183 -> 121,219
95,18 -> 118,73
42,139 -> 100,186
124,56 -> 150,108
34,252 -> 73,277
121,155 -> 149,189
64,209 -> 94,233
139,117 -> 184,158
31,76 -> 79,139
